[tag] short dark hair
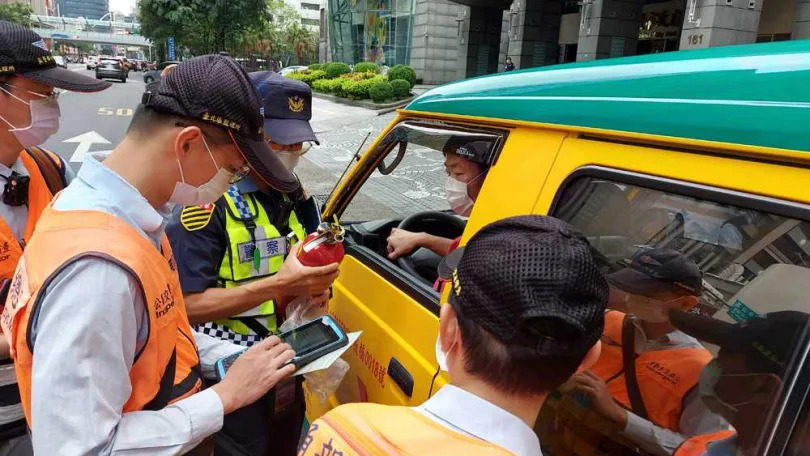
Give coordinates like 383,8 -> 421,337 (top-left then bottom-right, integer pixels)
127,104 -> 231,145
453,301 -> 587,396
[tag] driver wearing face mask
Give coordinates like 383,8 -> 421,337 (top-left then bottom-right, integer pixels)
386,140 -> 489,265
0,21 -> 110,455
542,249 -> 729,456
669,310 -> 809,456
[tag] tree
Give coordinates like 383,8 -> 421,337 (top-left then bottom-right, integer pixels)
284,22 -> 317,65
0,3 -> 33,27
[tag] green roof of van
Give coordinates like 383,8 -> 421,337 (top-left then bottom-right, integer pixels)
405,40 -> 810,153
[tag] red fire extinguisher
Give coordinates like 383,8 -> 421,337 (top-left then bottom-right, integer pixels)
296,220 -> 345,267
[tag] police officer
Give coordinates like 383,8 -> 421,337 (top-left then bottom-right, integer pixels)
166,71 -> 336,455
0,21 -> 109,455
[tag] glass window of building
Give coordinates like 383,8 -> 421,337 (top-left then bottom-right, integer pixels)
327,0 -> 415,66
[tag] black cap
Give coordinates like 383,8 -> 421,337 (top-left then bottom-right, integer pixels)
249,71 -> 319,146
0,20 -> 110,92
443,138 -> 490,164
141,55 -> 298,192
670,310 -> 809,376
437,215 -> 608,356
608,248 -> 702,296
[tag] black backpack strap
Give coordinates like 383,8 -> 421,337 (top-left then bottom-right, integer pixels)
24,147 -> 67,195
622,313 -> 650,420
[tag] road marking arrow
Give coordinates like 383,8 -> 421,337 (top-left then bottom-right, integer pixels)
63,131 -> 111,163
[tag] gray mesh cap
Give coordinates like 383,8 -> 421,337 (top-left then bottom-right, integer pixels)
0,20 -> 110,92
141,54 -> 298,192
438,215 -> 608,357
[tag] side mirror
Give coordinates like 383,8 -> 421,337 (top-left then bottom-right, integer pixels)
377,142 -> 407,175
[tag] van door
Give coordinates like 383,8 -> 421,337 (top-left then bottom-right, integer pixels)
308,118 -> 565,421
534,134 -> 810,455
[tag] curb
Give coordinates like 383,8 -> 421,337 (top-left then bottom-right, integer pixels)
312,92 -> 414,115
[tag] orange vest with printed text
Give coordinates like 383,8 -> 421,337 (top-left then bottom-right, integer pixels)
673,430 -> 737,456
0,205 -> 203,425
590,311 -> 713,431
298,403 -> 516,456
0,148 -> 66,281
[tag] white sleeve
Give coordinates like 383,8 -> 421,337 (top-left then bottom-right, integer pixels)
30,258 -> 224,456
193,330 -> 245,379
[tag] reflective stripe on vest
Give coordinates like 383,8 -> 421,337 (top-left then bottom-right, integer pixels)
215,186 -> 305,337
1,206 -> 202,425
0,149 -> 63,281
673,430 -> 737,456
590,310 -> 713,431
300,403 -> 515,455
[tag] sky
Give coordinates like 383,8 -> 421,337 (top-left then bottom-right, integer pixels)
108,0 -> 136,15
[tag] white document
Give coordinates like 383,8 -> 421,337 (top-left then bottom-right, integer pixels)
294,331 -> 362,376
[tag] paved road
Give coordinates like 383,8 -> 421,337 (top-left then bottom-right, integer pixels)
44,64 -> 445,222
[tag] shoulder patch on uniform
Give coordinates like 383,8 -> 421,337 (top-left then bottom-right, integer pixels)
181,205 -> 215,232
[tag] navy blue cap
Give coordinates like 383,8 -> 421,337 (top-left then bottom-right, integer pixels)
249,71 -> 319,146
608,248 -> 702,296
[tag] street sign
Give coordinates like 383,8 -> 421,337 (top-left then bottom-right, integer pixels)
168,36 -> 176,60
64,131 -> 111,163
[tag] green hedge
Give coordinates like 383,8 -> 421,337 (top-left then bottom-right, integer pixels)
391,79 -> 411,99
285,69 -> 326,87
353,62 -> 380,74
339,74 -> 387,99
369,81 -> 394,103
325,62 -> 351,79
313,77 -> 343,94
308,63 -> 325,71
389,65 -> 416,87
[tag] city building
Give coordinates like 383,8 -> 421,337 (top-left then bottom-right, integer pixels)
283,0 -> 325,31
54,0 -> 109,19
0,0 -> 49,15
322,0 -> 805,84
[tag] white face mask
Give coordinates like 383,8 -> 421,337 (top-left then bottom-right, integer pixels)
276,151 -> 300,172
445,172 -> 484,216
169,136 -> 234,206
0,85 -> 61,148
435,332 -> 458,372
271,142 -> 311,172
698,359 -> 774,420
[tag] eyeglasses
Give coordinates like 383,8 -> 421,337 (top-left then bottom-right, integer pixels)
268,140 -> 312,156
0,82 -> 59,102
175,122 -> 252,184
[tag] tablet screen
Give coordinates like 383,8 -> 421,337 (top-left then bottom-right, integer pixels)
282,320 -> 340,355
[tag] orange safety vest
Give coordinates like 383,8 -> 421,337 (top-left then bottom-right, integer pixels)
299,403 -> 515,456
673,430 -> 737,456
0,148 -> 66,281
591,311 -> 713,431
0,205 -> 203,424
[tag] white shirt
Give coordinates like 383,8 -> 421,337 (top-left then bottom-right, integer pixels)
27,152 -> 242,455
415,385 -> 542,456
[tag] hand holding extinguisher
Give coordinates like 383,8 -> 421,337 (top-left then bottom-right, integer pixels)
276,219 -> 345,319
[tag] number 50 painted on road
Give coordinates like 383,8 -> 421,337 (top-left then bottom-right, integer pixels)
98,107 -> 133,116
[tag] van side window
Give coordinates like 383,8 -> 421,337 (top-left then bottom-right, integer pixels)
542,174 -> 810,456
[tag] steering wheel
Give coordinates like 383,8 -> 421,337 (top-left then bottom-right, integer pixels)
396,211 -> 467,286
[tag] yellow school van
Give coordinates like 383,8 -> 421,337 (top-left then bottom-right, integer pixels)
306,40 -> 810,455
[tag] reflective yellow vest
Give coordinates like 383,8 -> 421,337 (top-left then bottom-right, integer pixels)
213,186 -> 306,341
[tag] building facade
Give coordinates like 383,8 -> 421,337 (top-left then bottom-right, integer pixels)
323,0 -> 805,84
283,0 -> 326,31
54,0 -> 108,19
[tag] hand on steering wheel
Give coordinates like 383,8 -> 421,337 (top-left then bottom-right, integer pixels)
386,228 -> 423,260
